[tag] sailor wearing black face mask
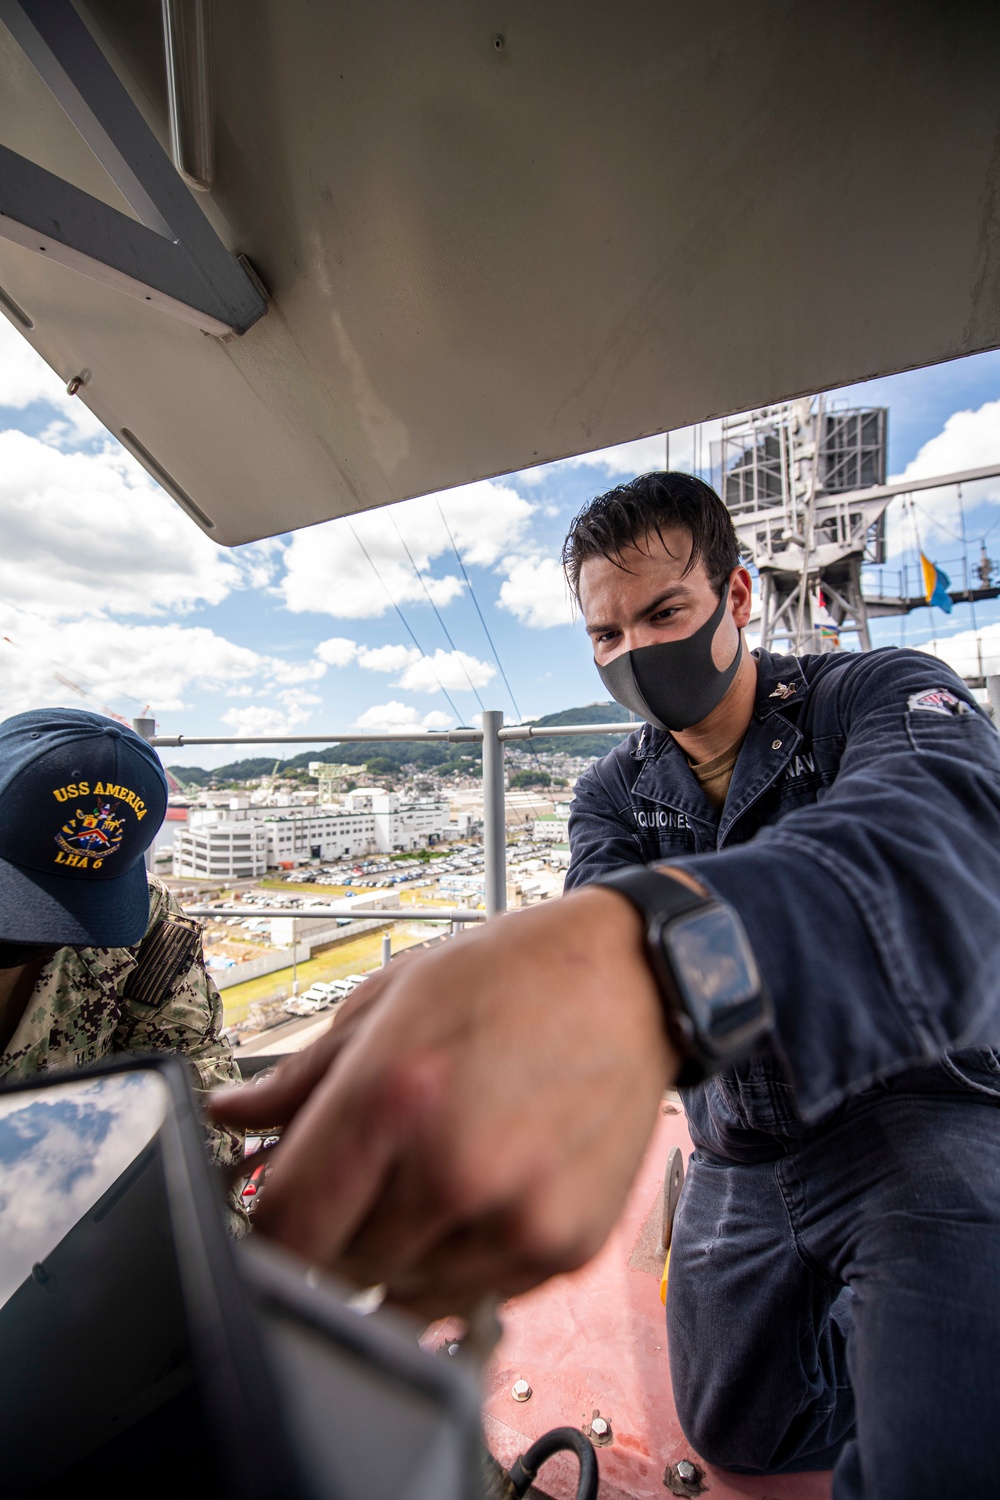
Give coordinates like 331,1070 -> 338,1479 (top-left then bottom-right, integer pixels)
210,470 -> 1000,1494
561,470 -> 1000,1492
596,580 -> 743,732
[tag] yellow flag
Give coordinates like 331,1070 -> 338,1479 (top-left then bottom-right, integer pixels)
920,552 -> 937,603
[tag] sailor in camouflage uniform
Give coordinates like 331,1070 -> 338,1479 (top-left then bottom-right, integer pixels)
0,708 -> 244,1200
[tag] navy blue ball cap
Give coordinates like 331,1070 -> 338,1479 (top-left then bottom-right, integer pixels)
0,708 -> 168,948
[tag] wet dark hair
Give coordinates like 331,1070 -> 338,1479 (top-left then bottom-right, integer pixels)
562,471 -> 741,600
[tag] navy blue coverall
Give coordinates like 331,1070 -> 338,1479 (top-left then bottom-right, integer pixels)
565,646 -> 1000,1499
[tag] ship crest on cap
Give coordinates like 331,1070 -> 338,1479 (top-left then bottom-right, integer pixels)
55,801 -> 126,870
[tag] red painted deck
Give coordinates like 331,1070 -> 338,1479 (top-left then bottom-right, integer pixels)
474,1106 -> 832,1500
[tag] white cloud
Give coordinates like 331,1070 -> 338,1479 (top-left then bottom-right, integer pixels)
0,605 -> 307,717
561,434 -> 672,476
518,432 -> 679,485
351,701 -> 454,732
358,643 -> 420,672
0,428 -> 253,619
916,623 -> 1000,681
885,398 -> 1000,550
279,479 -> 534,619
313,636 -> 494,693
396,648 -> 495,694
221,687 -> 322,737
0,1073 -> 166,1305
497,555 -> 576,629
221,705 -> 303,737
277,658 -> 328,684
892,399 -> 1000,487
316,637 -> 360,667
278,688 -> 323,712
280,519 -> 462,619
0,318 -> 68,408
434,480 -> 535,567
0,317 -> 106,448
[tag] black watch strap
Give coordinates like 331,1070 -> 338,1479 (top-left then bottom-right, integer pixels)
595,865 -> 710,926
593,865 -> 715,1087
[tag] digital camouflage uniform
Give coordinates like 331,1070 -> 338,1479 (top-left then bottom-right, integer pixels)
0,874 -> 245,1216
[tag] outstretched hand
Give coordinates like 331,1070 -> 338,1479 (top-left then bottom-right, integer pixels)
209,886 -> 675,1317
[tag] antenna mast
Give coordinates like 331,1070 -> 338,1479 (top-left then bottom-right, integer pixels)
719,399 -> 887,654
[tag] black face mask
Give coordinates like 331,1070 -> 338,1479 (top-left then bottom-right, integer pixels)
596,583 -> 742,732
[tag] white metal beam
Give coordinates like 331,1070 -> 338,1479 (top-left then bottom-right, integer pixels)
0,0 -> 266,333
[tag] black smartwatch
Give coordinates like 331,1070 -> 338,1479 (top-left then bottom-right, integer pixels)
594,866 -> 773,1086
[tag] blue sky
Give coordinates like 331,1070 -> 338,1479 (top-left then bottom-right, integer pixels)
2,314 -> 1000,768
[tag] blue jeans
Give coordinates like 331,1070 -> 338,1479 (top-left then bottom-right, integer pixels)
667,1061 -> 1000,1498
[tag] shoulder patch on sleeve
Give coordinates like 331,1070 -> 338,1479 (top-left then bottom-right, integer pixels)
907,688 -> 973,717
122,914 -> 202,1009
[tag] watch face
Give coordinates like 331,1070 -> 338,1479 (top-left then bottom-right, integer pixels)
666,905 -> 762,1043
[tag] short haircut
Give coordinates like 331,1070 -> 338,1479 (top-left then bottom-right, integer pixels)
562,471 -> 742,600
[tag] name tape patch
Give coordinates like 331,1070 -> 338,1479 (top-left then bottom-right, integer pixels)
907,688 -> 973,717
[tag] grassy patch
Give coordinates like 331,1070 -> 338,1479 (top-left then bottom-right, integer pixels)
257,880 -> 350,897
220,923 -> 431,1025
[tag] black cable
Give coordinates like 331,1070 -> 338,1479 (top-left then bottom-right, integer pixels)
347,523 -> 464,723
389,515 -> 487,710
436,502 -> 525,722
909,494 -> 967,544
433,500 -> 561,798
507,1427 -> 599,1500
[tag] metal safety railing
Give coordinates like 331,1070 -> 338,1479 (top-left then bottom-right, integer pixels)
134,710 -> 635,922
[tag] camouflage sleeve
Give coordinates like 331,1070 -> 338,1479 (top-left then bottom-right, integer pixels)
115,879 -> 248,1231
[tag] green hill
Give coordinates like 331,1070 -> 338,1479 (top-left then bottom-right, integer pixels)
525,702 -> 634,756
166,702 -> 634,786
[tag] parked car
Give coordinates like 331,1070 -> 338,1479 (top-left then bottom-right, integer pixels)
282,985 -> 334,1017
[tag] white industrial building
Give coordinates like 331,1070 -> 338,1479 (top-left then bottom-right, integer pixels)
172,790 -> 451,879
342,789 -> 450,854
531,811 -> 571,842
266,806 -> 377,866
172,813 -> 269,881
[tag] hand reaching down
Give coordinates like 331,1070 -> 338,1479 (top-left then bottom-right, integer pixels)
209,887 -> 675,1318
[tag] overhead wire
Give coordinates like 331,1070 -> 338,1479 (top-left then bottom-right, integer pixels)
909,493 -> 968,544
388,514 -> 487,711
432,504 -> 570,836
433,502 -> 594,831
347,522 -> 465,723
436,502 -> 525,721
433,502 -> 560,821
956,483 -> 979,634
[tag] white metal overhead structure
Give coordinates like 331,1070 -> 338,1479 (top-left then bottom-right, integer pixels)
720,400 -> 1000,655
1,1 -> 1000,547
721,401 -> 891,653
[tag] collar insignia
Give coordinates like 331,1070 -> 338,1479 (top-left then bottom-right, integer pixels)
769,682 -> 797,701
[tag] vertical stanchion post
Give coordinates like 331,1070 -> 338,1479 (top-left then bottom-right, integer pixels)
133,716 -> 157,872
290,917 -> 299,997
481,710 -> 507,918
381,931 -> 391,968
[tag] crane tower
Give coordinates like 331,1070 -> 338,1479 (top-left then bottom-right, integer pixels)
719,400 -> 889,654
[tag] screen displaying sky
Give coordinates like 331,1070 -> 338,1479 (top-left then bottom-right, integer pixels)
3,316 -> 1000,769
